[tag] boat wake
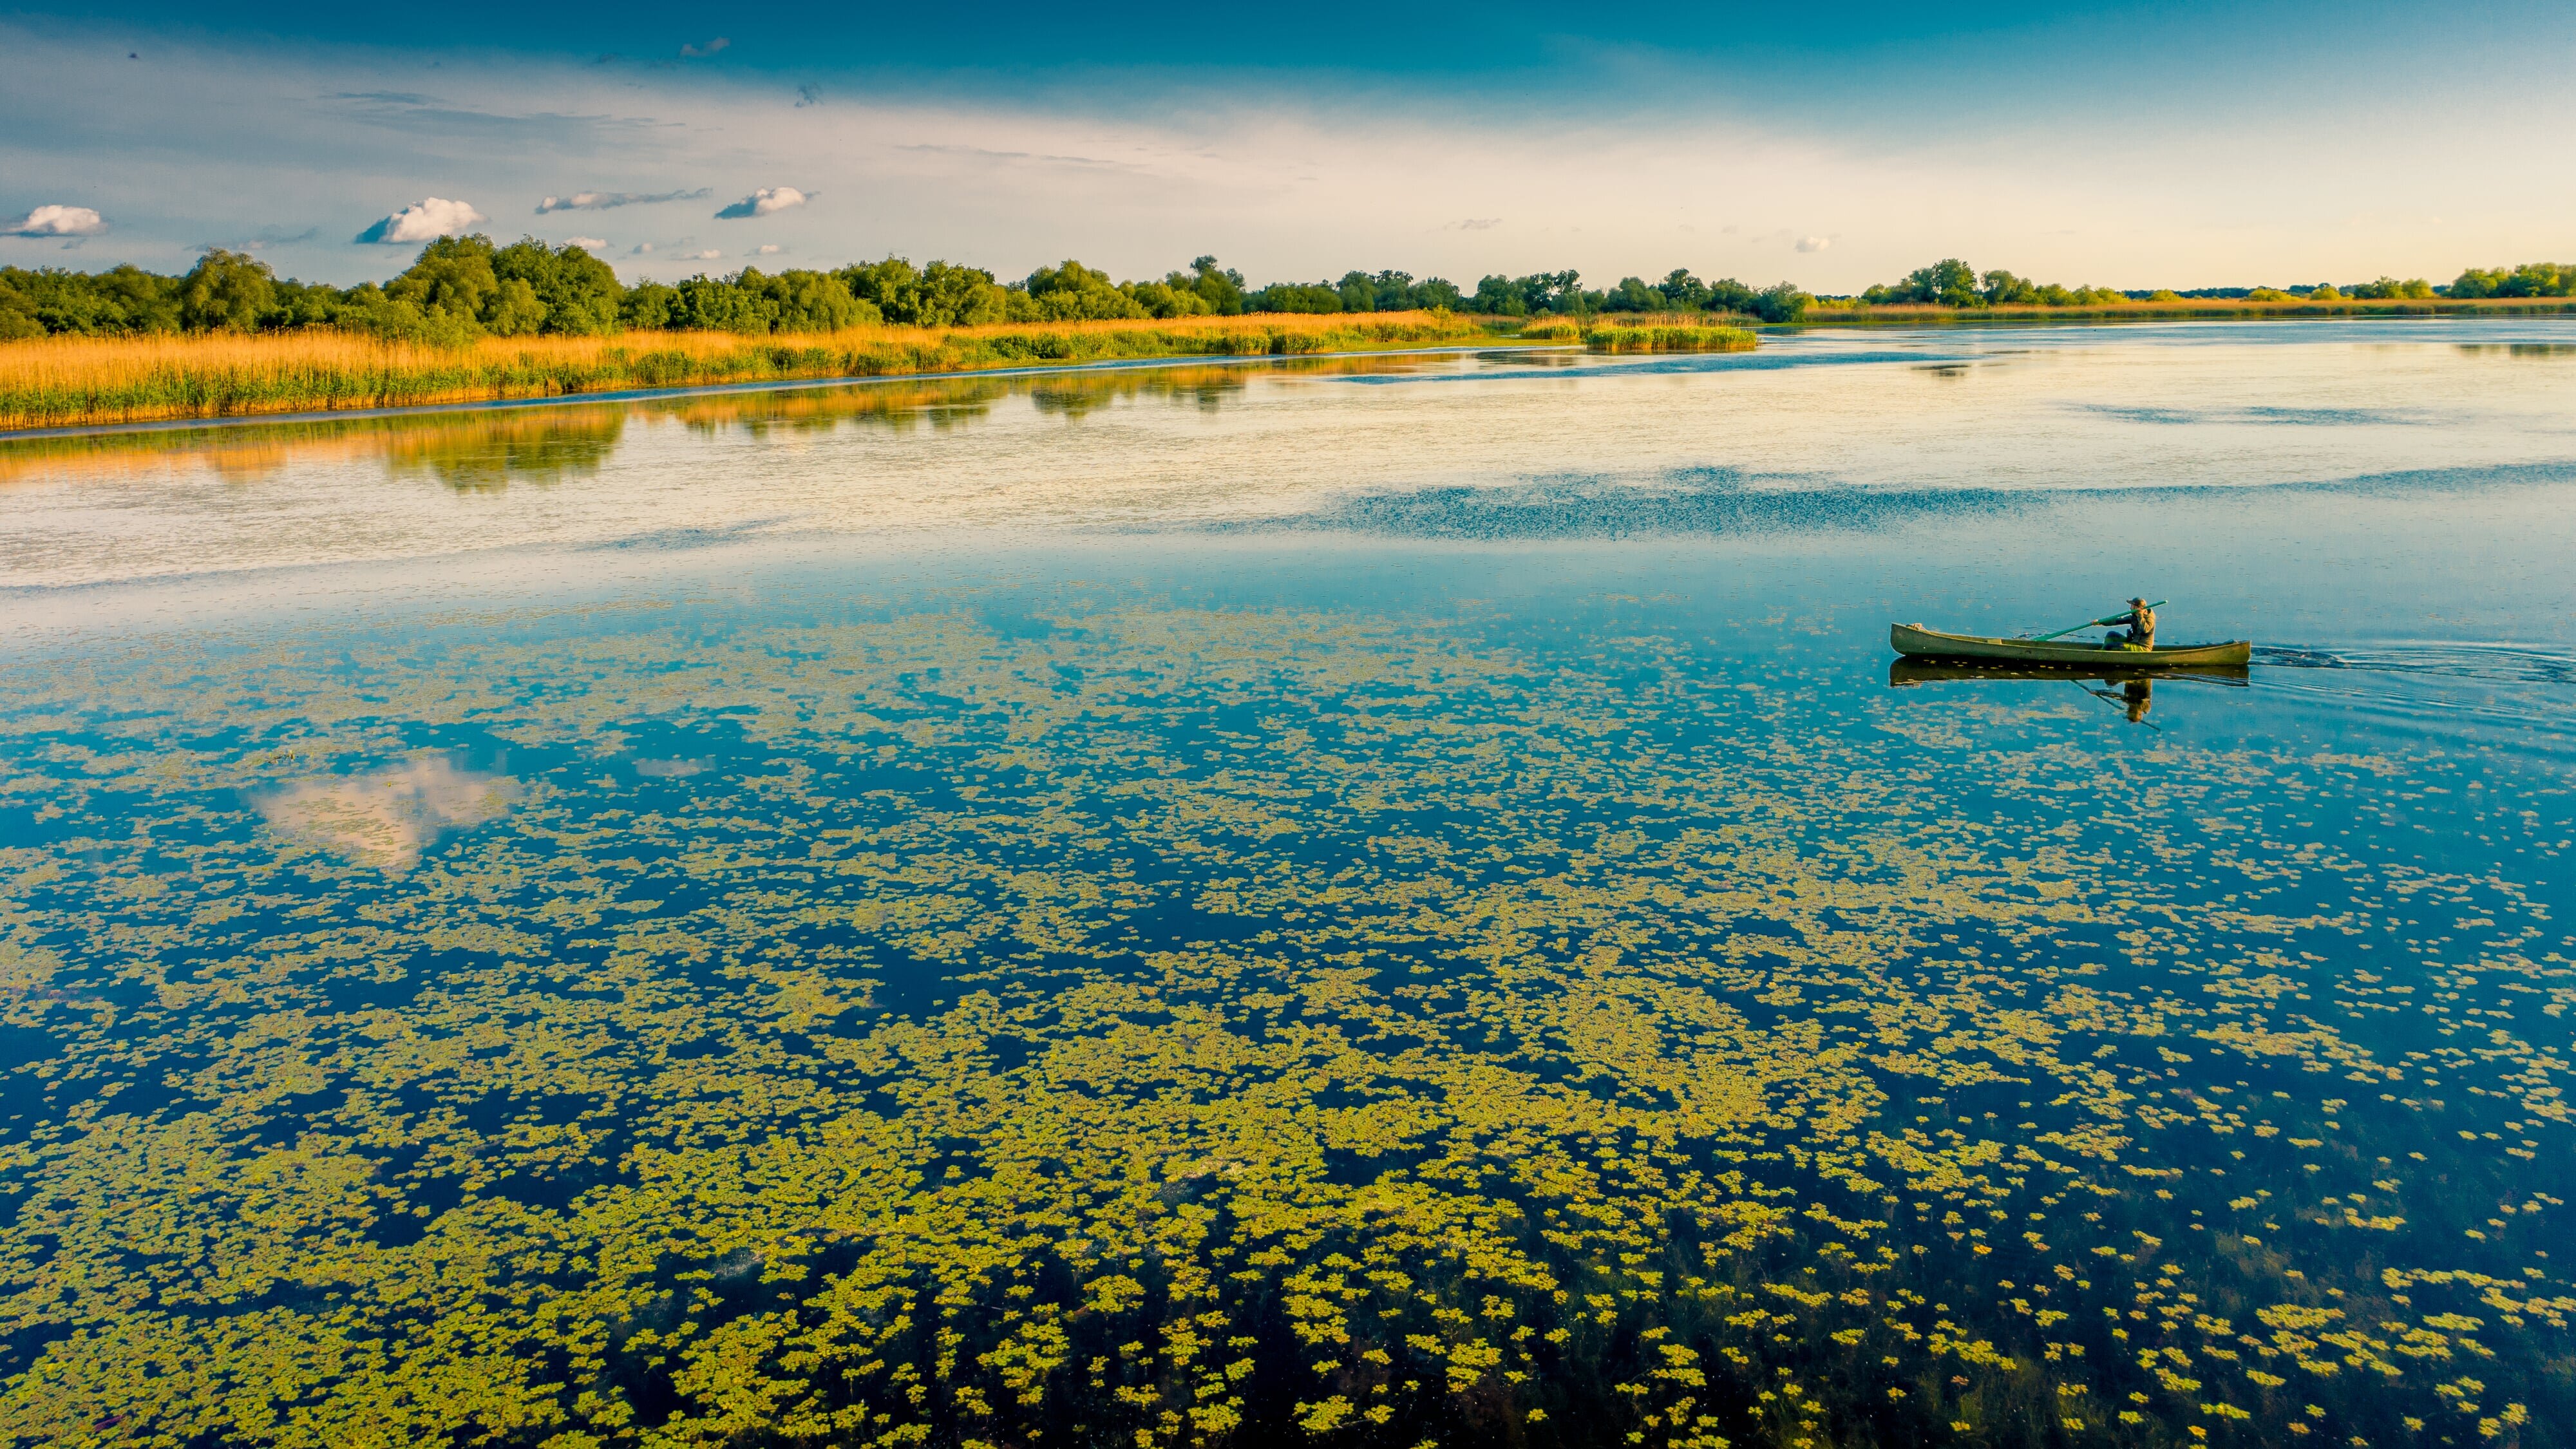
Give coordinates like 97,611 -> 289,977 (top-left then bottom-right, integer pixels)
2253,641 -> 2575,735
2257,641 -> 2575,686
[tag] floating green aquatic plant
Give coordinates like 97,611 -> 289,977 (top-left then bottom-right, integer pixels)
0,595 -> 2566,1448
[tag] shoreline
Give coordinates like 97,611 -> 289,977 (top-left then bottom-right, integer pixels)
0,312 -> 1502,435
1797,298 -> 2576,325
7,305 -> 2570,440
0,339 -> 1565,444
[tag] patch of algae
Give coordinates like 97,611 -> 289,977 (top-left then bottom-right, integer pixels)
0,596 -> 2569,1449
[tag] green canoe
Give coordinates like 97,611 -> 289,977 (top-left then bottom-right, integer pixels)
1890,622 -> 2253,668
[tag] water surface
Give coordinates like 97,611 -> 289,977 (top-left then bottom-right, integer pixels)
3,321 -> 2572,1449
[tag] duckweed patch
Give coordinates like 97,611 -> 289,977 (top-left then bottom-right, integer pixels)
0,592 -> 2569,1449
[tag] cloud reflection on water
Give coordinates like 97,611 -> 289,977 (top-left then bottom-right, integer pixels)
254,757 -> 516,871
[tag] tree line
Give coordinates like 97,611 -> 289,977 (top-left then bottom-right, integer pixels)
0,238 -> 1816,341
1844,257 -> 2573,307
5,241 -> 2564,341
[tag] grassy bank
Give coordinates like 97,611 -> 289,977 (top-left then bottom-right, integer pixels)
1584,323 -> 1757,352
0,357 -> 1434,488
1803,296 -> 2576,324
0,312 -> 1495,431
1512,316 -> 1759,352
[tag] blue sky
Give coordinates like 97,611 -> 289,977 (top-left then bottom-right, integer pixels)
5,1 -> 2569,290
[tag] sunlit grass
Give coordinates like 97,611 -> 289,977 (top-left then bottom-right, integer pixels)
1584,323 -> 1757,353
0,312 -> 1495,430
1510,315 -> 1760,350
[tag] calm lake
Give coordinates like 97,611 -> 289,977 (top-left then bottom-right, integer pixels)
2,319 -> 2572,1449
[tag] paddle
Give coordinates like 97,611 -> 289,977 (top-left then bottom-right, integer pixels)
2029,600 -> 2164,643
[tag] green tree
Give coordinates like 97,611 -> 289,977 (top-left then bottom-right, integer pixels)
22,264 -> 187,335
493,238 -> 624,335
748,269 -> 873,332
177,249 -> 277,333
611,268 -> 874,336
1748,281 -> 1810,323
1463,271 -> 1587,316
331,281 -> 482,345
2498,262 -> 2573,298
1602,276 -> 1667,313
1021,260 -> 1150,321
1705,278 -> 1760,314
387,236 -> 504,332
1247,281 -> 1342,313
265,278 -> 349,329
487,278 -> 547,335
837,256 -> 926,320
618,281 -> 681,331
0,276 -> 40,341
1979,269 -> 2040,306
2438,264 -> 2570,299
841,258 -> 1018,327
1411,275 -> 1463,311
1176,256 -> 1247,314
845,259 -> 1015,327
1314,269 -> 1451,314
1119,281 -> 1213,318
668,274 -> 770,333
1467,274 -> 1527,316
916,261 -> 1010,325
8,263 -> 184,334
1895,259 -> 1982,307
1658,270 -> 1711,310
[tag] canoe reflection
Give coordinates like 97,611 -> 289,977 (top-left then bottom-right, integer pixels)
1887,658 -> 2248,726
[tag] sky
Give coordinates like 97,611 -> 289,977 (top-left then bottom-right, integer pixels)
3,0 -> 2570,292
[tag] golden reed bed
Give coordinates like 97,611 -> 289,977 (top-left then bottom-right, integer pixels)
0,356 -> 1423,489
0,313 -> 1493,431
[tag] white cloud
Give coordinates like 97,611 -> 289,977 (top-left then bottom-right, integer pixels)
1796,236 -> 1832,252
565,236 -> 607,250
6,204 -> 109,237
535,188 -> 708,213
354,197 -> 487,244
1448,218 -> 1502,231
679,37 -> 729,59
630,242 -> 654,254
680,249 -> 721,260
756,243 -> 781,254
715,185 -> 810,220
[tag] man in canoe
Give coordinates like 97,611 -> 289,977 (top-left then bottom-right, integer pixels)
2105,597 -> 2157,650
